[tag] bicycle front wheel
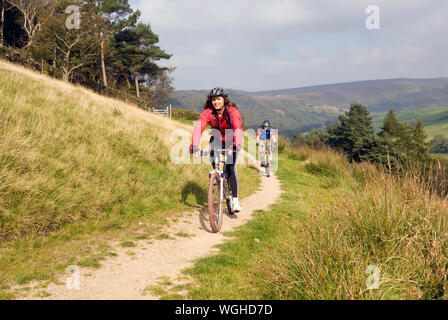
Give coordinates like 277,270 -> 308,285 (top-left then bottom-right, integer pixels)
208,172 -> 223,232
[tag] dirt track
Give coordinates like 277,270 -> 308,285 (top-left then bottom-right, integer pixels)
24,154 -> 282,300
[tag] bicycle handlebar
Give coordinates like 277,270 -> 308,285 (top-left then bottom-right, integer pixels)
200,148 -> 232,157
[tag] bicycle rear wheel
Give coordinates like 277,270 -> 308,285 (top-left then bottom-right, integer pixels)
208,172 -> 223,232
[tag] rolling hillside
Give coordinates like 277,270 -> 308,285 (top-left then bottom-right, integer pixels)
0,60 -> 259,292
372,105 -> 448,140
169,78 -> 448,136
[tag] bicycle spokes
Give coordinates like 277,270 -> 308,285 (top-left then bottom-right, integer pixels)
208,172 -> 223,232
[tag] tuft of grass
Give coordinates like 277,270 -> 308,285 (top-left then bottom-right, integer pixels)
134,235 -> 149,240
156,233 -> 174,240
158,276 -> 173,286
0,291 -> 15,300
14,272 -> 35,285
77,258 -> 100,269
120,241 -> 135,248
160,293 -> 185,300
175,232 -> 192,238
35,291 -> 51,298
142,285 -> 168,297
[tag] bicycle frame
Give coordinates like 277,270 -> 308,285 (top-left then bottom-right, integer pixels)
201,148 -> 234,230
202,148 -> 231,178
259,140 -> 271,165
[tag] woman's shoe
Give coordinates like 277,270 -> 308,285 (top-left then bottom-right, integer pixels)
232,197 -> 241,213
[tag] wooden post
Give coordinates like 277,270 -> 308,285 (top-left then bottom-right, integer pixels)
169,104 -> 172,118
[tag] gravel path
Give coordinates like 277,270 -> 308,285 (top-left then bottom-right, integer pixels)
23,154 -> 282,300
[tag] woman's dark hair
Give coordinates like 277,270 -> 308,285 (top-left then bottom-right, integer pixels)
203,96 -> 238,110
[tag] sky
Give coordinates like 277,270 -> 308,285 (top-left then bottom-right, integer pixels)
130,0 -> 448,91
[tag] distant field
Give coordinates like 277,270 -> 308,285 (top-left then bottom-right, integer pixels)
372,106 -> 448,140
425,122 -> 448,140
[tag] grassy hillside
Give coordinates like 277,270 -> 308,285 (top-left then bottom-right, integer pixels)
179,147 -> 448,300
0,60 -> 260,296
170,78 -> 448,136
373,106 -> 448,140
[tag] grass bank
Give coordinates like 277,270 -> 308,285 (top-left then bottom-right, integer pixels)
0,60 -> 260,297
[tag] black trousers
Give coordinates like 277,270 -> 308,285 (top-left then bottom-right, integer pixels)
210,142 -> 239,198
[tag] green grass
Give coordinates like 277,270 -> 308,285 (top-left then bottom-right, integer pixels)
35,291 -> 51,298
431,153 -> 448,159
156,233 -> 174,240
0,60 -> 262,289
120,241 -> 136,248
185,151 -> 314,299
142,285 -> 168,297
186,147 -> 448,300
175,232 -> 192,238
0,291 -> 15,300
77,258 -> 100,268
373,106 -> 448,140
425,122 -> 448,141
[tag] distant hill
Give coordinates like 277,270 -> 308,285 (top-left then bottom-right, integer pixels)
372,105 -> 448,140
169,78 -> 448,136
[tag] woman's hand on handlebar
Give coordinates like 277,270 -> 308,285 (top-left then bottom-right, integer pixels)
190,145 -> 201,157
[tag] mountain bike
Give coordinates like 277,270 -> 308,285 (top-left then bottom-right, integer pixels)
200,148 -> 234,233
259,140 -> 272,177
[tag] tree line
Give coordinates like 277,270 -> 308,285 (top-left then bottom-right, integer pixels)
290,104 -> 448,194
0,0 -> 173,108
291,104 -> 433,170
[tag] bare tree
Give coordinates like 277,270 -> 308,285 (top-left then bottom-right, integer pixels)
0,1 -> 4,47
54,30 -> 97,81
1,0 -> 4,47
7,0 -> 52,48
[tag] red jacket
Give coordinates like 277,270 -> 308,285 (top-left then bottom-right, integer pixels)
192,106 -> 243,150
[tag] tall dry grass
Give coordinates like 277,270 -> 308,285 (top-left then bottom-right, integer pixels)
260,146 -> 448,299
0,59 -> 208,241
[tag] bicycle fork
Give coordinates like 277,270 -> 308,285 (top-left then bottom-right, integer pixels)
220,174 -> 224,207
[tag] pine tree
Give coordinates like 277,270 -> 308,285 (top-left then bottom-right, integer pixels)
111,22 -> 171,98
88,0 -> 140,88
380,109 -> 401,138
291,128 -> 303,147
411,119 -> 429,161
303,128 -> 328,149
328,103 -> 374,162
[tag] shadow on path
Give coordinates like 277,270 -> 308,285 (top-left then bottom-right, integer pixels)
181,181 -> 207,206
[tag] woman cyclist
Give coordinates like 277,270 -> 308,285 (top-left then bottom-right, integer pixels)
190,88 -> 243,213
